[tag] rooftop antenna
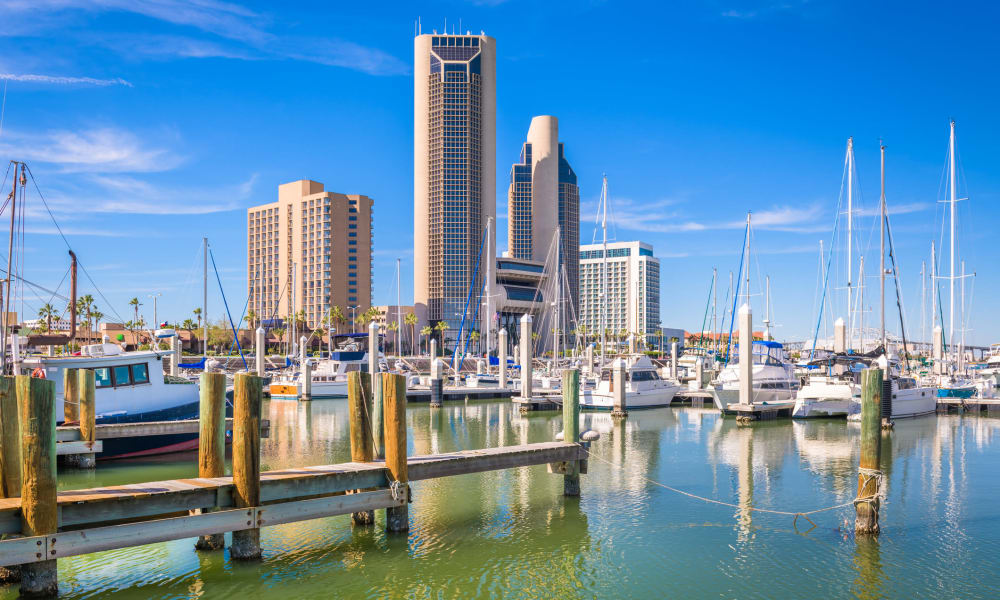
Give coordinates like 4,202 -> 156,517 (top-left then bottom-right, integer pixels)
419,16 -> 422,35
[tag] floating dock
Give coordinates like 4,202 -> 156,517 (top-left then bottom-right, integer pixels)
407,386 -> 515,403
723,401 -> 796,421
937,397 -> 1000,415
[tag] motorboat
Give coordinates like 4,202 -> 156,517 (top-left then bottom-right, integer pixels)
580,354 -> 681,410
711,340 -> 798,412
793,354 -> 873,419
846,354 -> 937,420
269,335 -> 383,400
23,343 -> 202,458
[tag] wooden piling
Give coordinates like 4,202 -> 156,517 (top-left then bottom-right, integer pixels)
231,372 -> 262,560
17,375 -> 58,596
856,367 -> 883,536
563,369 -> 581,496
0,376 -> 18,584
0,376 -> 20,498
382,373 -> 408,533
347,371 -> 374,525
63,367 -> 79,424
78,369 -> 95,445
195,372 -> 226,550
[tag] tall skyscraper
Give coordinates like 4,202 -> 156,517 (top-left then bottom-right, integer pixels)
508,115 -> 580,319
414,32 -> 496,344
579,240 -> 660,339
247,180 -> 373,329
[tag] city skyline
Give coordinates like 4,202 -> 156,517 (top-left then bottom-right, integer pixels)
0,2 -> 996,344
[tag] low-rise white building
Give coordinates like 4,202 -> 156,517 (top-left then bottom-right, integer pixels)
579,240 -> 660,339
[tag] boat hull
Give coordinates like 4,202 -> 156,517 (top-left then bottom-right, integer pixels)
88,399 -> 210,460
712,387 -> 795,412
269,380 -> 348,400
580,385 -> 680,410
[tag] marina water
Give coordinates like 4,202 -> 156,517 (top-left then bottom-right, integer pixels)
4,400 -> 999,599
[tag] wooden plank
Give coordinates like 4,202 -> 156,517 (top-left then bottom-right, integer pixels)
55,441 -> 102,456
258,489 -> 401,527
56,418 -> 271,441
0,442 -> 584,534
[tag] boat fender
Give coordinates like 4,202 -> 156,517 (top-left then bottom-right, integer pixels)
31,367 -> 46,379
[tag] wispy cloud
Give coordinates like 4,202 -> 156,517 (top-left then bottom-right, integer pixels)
0,127 -> 181,173
39,173 -> 259,215
854,201 -> 932,217
719,0 -> 812,19
0,73 -> 132,86
15,0 -> 408,76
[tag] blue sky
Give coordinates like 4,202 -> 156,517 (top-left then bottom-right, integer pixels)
0,0 -> 996,345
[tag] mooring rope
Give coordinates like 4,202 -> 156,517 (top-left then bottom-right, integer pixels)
582,446 -> 859,528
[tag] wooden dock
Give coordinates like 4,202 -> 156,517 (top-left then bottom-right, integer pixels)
511,394 -> 563,413
407,386 -> 515,403
0,370 -> 590,596
723,401 -> 795,421
673,390 -> 714,407
937,397 -> 1000,415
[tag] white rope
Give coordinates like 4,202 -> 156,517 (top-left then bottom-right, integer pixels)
583,446 -> 857,527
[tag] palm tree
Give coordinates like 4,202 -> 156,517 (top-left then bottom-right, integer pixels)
386,320 -> 400,355
404,313 -> 418,355
128,297 -> 141,326
37,303 -> 56,334
434,320 -> 449,347
420,325 -> 433,355
246,309 -> 258,330
91,310 -> 104,341
193,307 -> 202,331
469,330 -> 480,355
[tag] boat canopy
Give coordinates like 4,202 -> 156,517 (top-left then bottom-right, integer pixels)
753,340 -> 783,349
177,358 -> 206,369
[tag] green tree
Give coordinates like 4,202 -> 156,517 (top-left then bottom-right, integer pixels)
420,325 -> 433,354
434,320 -> 449,346
37,303 -> 57,334
386,320 -> 400,354
405,312 -> 418,355
193,307 -> 202,331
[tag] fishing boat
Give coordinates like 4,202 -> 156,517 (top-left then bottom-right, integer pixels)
580,354 -> 681,410
23,343 -> 202,458
711,340 -> 798,412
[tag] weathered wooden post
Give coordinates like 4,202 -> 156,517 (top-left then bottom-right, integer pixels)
300,359 -> 312,402
17,375 -> 58,596
585,344 -> 593,375
520,315 -> 533,399
0,376 -> 20,498
694,357 -> 704,391
739,304 -> 753,407
255,327 -> 266,377
195,371 -> 227,551
369,322 -> 384,458
299,335 -> 308,362
670,342 -> 678,380
429,372 -> 443,408
231,372 -> 262,560
856,367 -> 883,536
498,328 -> 508,389
63,367 -> 79,424
0,376 -> 19,584
563,368 -> 581,496
347,371 -> 374,525
63,369 -> 96,468
382,373 -> 408,532
611,358 -> 627,419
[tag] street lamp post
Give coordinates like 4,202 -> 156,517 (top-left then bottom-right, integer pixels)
350,305 -> 359,334
148,292 -> 162,334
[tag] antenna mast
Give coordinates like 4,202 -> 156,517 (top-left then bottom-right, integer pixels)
880,144 -> 886,353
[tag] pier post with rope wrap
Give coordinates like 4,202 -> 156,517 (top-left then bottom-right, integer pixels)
855,367 -> 883,535
347,371 -> 375,526
562,369 -> 581,496
382,373 -> 409,532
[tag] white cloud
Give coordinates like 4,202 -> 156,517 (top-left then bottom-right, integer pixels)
42,173 -> 259,215
0,73 -> 132,86
0,127 -> 181,173
15,0 -> 409,76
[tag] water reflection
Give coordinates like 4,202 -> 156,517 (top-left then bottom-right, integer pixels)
9,403 -> 1000,599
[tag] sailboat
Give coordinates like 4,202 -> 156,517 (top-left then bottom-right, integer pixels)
710,213 -> 799,412
848,144 -> 936,421
934,121 -> 978,400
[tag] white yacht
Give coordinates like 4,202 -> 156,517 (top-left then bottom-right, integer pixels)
793,355 -> 872,419
269,335 -> 383,400
580,354 -> 681,410
711,341 -> 798,412
846,355 -> 937,420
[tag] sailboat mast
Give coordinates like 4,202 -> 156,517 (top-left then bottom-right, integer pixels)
202,236 -> 208,357
920,260 -> 926,351
949,120 -> 957,359
846,137 -> 854,349
931,242 -> 937,332
396,257 -> 402,358
600,174 -> 608,362
858,256 -> 865,351
880,144 -> 886,352
763,274 -> 771,340
960,259 -> 965,372
2,163 -> 19,372
712,267 -> 717,353
744,213 -> 751,308
554,226 -> 561,361
484,216 -> 492,358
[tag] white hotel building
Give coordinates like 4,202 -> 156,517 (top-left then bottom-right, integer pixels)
579,241 -> 660,339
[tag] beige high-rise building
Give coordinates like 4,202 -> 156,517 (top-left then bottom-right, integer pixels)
414,32 -> 496,344
508,115 -> 580,321
247,180 -> 373,329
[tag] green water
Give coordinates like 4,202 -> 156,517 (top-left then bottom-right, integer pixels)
4,401 -> 1000,599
